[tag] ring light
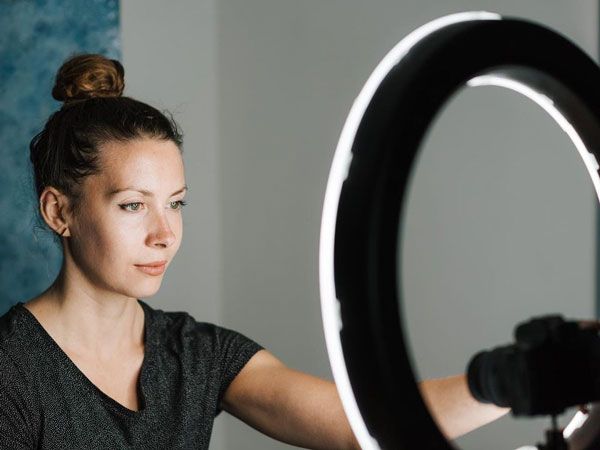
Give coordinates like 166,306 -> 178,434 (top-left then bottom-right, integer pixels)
319,11 -> 600,449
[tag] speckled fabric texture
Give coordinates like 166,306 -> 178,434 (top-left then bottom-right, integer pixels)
0,300 -> 263,449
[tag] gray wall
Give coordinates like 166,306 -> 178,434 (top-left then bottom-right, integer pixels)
122,1 -> 598,449
120,0 -> 225,447
403,86 -> 597,449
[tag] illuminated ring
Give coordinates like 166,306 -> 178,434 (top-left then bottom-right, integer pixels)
319,11 -> 600,450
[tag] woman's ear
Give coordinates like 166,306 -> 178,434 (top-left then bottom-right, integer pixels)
39,187 -> 72,237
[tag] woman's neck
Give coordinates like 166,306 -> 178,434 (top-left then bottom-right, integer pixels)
24,273 -> 145,363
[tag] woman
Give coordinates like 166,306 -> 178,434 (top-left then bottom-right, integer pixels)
0,54 -> 508,449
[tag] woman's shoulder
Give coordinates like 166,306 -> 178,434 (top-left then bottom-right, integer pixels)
0,307 -> 41,448
141,300 -> 226,353
0,302 -> 28,349
141,300 -> 218,334
0,306 -> 33,393
0,302 -> 46,381
0,344 -> 27,388
141,300 -> 263,355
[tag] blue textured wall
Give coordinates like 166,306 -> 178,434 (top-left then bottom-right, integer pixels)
0,0 -> 120,314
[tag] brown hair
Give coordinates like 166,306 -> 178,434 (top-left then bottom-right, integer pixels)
30,53 -> 183,237
51,54 -> 125,103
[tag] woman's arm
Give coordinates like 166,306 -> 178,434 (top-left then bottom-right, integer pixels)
220,350 -> 509,449
221,349 -> 359,449
419,374 -> 509,439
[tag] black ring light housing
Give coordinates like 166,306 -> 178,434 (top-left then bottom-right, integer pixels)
319,12 -> 600,450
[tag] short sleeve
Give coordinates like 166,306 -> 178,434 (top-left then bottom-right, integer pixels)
0,349 -> 38,449
214,325 -> 264,408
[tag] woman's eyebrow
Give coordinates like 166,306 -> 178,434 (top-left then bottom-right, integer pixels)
107,185 -> 188,197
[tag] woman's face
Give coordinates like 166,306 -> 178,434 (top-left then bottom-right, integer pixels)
65,137 -> 186,299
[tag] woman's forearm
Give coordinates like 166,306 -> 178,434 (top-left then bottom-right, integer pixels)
418,374 -> 510,440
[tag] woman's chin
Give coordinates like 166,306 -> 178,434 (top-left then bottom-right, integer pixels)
125,282 -> 162,300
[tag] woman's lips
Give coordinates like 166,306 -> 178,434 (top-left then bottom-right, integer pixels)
135,261 -> 167,276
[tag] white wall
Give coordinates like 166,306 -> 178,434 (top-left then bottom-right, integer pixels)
122,1 -> 598,449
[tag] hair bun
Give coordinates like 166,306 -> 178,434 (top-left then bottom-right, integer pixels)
52,54 -> 125,104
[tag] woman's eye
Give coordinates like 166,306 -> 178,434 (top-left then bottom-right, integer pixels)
120,202 -> 143,212
119,201 -> 187,212
170,200 -> 187,210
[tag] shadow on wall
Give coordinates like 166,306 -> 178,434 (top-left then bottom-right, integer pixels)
0,0 -> 120,314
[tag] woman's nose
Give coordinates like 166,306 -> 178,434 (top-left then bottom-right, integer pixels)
147,212 -> 176,248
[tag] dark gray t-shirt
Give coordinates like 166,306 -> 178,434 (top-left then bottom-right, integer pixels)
0,299 -> 264,449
